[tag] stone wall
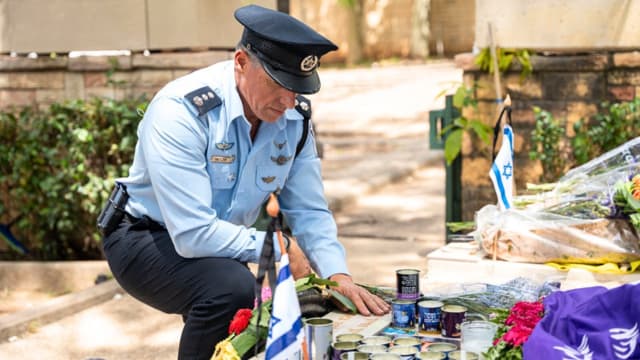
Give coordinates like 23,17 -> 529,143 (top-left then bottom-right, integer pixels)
429,0 -> 475,56
0,51 -> 232,110
455,51 -> 640,220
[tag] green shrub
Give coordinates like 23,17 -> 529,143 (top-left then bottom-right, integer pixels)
0,96 -> 148,260
529,97 -> 640,182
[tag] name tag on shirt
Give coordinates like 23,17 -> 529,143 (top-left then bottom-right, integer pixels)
210,155 -> 236,164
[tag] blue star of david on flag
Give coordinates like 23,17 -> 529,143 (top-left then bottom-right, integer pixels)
502,163 -> 513,180
268,315 -> 281,339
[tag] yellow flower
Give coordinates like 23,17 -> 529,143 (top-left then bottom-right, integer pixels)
212,336 -> 241,360
632,175 -> 640,200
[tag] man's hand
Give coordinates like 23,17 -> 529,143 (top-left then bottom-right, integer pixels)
329,273 -> 390,316
287,237 -> 313,279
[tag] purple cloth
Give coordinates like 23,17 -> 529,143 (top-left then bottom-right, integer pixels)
524,283 -> 640,360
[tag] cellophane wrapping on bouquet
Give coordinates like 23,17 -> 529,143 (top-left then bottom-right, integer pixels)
475,137 -> 640,264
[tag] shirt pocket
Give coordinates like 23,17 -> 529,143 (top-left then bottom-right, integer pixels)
209,161 -> 237,189
256,165 -> 288,192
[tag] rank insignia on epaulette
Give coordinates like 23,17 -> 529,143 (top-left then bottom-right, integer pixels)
295,95 -> 311,118
215,142 -> 234,151
185,86 -> 222,116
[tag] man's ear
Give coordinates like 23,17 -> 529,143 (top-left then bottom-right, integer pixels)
234,50 -> 248,71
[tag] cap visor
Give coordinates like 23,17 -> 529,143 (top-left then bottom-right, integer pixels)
261,61 -> 321,95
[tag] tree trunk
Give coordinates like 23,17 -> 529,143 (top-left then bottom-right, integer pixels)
345,0 -> 364,66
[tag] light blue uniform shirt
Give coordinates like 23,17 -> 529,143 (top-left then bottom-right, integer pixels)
119,60 -> 348,279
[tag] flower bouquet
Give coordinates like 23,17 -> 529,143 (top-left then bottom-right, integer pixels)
484,300 -> 544,360
212,274 -> 361,360
475,137 -> 640,265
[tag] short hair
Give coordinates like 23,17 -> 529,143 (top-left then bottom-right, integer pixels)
236,43 -> 260,66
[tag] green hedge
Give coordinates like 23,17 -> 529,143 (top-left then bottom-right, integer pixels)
0,96 -> 148,260
529,97 -> 640,183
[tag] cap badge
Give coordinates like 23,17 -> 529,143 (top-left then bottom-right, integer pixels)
300,55 -> 318,72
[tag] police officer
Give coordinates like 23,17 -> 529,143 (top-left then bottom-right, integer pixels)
100,4 -> 390,359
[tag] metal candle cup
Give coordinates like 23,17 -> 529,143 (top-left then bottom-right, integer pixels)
389,345 -> 419,360
332,341 -> 359,360
340,352 -> 369,360
425,342 -> 458,357
305,317 -> 334,360
361,335 -> 392,347
416,351 -> 446,360
396,268 -> 420,300
336,333 -> 364,343
393,336 -> 421,349
440,305 -> 467,338
417,300 -> 443,334
448,350 -> 479,360
391,299 -> 417,329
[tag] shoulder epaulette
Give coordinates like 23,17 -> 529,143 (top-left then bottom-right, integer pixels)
295,95 -> 311,120
184,86 -> 222,116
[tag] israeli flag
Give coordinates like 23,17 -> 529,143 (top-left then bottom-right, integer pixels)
490,124 -> 514,210
265,253 -> 304,360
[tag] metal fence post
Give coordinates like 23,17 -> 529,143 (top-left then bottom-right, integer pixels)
429,95 -> 462,242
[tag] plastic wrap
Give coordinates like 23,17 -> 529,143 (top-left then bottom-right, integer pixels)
475,137 -> 640,264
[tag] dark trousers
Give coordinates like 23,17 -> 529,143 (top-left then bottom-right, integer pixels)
102,215 -> 256,360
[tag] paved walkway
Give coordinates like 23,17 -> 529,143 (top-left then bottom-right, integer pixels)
0,60 -> 460,359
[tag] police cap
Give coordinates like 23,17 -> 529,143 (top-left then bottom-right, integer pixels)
234,4 -> 338,94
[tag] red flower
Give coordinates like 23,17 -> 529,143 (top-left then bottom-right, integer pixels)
505,301 -> 544,328
502,323 -> 534,346
496,301 -> 544,347
228,308 -> 253,335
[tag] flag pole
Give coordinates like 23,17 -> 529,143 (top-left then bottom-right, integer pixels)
492,94 -> 512,262
265,193 -> 309,360
266,193 -> 287,256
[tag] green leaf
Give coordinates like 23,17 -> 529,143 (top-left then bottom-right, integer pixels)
617,182 -> 640,211
469,120 -> 492,144
453,86 -> 466,108
498,54 -> 514,72
327,289 -> 357,313
444,129 -> 463,165
446,221 -> 476,232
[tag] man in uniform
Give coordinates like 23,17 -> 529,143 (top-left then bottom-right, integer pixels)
99,4 -> 390,359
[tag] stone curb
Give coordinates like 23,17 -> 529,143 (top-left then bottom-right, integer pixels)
0,280 -> 122,342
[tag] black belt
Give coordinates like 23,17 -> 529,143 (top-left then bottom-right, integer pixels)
123,212 -> 166,231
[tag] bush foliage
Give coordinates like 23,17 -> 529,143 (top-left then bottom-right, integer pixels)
0,96 -> 148,260
529,97 -> 640,182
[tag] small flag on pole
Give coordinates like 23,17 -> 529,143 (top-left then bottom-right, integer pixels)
489,97 -> 514,211
264,193 -> 306,360
264,253 -> 305,360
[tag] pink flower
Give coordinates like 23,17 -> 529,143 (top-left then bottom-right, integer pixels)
254,286 -> 273,308
261,286 -> 272,301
